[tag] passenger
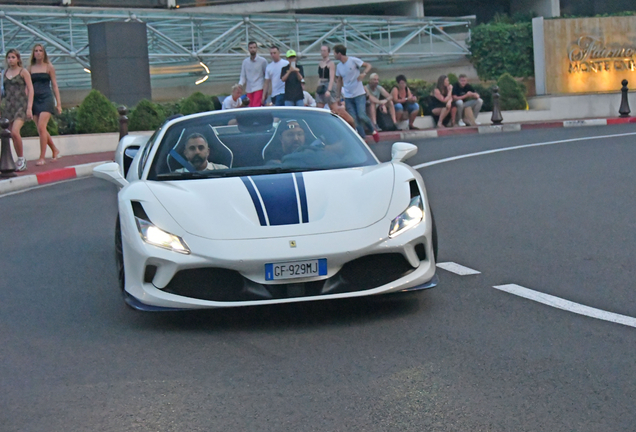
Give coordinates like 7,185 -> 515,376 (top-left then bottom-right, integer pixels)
175,133 -> 228,172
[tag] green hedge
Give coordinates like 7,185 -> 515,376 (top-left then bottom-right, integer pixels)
497,73 -> 527,110
21,117 -> 59,137
77,90 -> 119,134
129,99 -> 165,131
469,22 -> 534,81
180,92 -> 216,116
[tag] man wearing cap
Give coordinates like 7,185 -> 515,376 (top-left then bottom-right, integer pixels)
280,50 -> 305,107
239,41 -> 268,108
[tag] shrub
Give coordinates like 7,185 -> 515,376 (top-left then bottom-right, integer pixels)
55,107 -> 79,135
497,73 -> 527,110
472,84 -> 494,112
76,90 -> 118,134
469,22 -> 534,80
447,73 -> 459,86
180,92 -> 215,115
129,99 -> 165,131
20,117 -> 59,137
158,101 -> 182,118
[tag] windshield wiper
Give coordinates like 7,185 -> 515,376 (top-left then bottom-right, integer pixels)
156,171 -> 211,180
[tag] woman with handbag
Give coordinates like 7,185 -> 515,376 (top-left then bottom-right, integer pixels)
28,44 -> 61,166
315,45 -> 355,129
0,49 -> 34,172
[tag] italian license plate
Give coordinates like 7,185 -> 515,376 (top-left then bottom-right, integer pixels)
265,259 -> 327,281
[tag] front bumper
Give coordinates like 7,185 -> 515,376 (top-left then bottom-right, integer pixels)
120,208 -> 437,310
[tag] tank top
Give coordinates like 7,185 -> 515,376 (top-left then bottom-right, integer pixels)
318,61 -> 331,80
31,72 -> 53,96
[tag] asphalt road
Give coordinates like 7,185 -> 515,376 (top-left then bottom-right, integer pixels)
2,124 -> 636,431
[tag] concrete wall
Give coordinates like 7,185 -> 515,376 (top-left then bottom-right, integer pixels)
511,0 -> 559,17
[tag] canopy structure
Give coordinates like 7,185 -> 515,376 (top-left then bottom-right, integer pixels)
0,5 -> 472,89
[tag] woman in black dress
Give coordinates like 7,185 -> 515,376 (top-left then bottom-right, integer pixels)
28,44 -> 61,166
431,75 -> 456,128
0,49 -> 33,171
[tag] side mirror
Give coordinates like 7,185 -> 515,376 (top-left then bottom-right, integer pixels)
93,162 -> 129,188
391,142 -> 418,163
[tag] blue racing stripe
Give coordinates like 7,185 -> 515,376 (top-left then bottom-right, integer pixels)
241,177 -> 267,226
294,172 -> 309,223
251,174 -> 300,226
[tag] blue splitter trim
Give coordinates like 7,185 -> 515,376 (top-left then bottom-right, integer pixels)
252,174 -> 300,226
294,172 -> 309,223
241,177 -> 267,226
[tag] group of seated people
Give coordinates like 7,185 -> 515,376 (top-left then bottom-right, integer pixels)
364,73 -> 484,130
220,73 -> 484,132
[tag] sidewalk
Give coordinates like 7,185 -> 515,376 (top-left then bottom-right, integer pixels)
2,114 -> 636,195
363,115 -> 636,144
0,151 -> 114,195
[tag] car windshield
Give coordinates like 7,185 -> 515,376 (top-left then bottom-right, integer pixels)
147,108 -> 378,180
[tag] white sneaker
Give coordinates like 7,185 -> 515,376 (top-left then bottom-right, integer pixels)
15,157 -> 26,172
475,121 -> 482,125
458,120 -> 466,127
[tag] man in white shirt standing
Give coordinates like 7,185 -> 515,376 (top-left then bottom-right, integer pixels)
239,41 -> 268,107
334,44 -> 379,143
262,46 -> 289,106
222,84 -> 245,110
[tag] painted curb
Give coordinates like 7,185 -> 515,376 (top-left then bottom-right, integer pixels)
370,116 -> 636,143
0,161 -> 110,196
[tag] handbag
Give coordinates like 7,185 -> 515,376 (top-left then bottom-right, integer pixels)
316,83 -> 327,95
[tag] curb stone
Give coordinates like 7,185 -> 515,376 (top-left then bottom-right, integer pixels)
0,161 -> 110,196
367,116 -> 636,143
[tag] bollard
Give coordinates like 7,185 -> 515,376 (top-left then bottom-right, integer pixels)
118,106 -> 129,141
0,118 -> 17,178
619,79 -> 631,118
491,86 -> 503,125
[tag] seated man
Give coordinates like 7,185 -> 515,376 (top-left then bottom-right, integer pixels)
365,73 -> 396,131
452,74 -> 483,126
175,133 -> 228,172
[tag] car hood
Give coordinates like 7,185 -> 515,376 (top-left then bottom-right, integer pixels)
147,164 -> 395,240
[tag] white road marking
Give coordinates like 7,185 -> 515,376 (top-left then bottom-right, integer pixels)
436,262 -> 481,275
412,131 -> 636,170
494,284 -> 636,329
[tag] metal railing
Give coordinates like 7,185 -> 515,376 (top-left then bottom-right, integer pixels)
0,5 -> 472,89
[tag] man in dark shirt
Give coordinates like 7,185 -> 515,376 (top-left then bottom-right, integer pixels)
452,74 -> 483,126
281,50 -> 305,106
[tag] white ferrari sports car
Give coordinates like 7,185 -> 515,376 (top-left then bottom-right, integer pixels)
94,107 -> 438,311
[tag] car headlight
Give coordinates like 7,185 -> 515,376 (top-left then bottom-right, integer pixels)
389,195 -> 424,238
135,217 -> 190,254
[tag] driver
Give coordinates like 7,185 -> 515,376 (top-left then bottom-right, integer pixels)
176,133 -> 228,172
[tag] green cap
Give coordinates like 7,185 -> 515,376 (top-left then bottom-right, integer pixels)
286,49 -> 297,58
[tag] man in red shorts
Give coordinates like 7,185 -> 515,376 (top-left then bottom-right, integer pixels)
239,41 -> 268,107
